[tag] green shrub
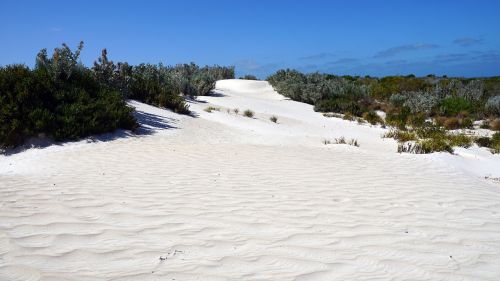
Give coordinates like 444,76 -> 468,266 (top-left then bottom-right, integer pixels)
448,134 -> 473,148
416,138 -> 454,154
383,130 -> 417,142
362,111 -> 383,125
485,96 -> 500,117
240,74 -> 258,80
440,97 -> 472,116
0,57 -> 137,149
314,98 -> 365,116
204,106 -> 220,113
476,137 -> 491,148
492,132 -> 500,153
407,113 -> 426,127
386,107 -> 411,130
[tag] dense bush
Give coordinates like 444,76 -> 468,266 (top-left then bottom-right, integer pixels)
268,69 -> 370,116
362,111 -> 383,125
440,97 -> 473,116
126,64 -> 190,114
493,132 -> 500,153
390,122 -> 474,154
403,90 -> 439,114
240,74 -> 258,80
475,132 -> 500,153
485,96 -> 500,116
93,52 -> 235,113
268,69 -> 499,132
0,42 -> 235,149
0,43 -> 137,149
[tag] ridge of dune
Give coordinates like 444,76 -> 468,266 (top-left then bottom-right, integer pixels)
0,79 -> 499,281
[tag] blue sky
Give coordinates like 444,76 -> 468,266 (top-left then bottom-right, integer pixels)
1,0 -> 499,78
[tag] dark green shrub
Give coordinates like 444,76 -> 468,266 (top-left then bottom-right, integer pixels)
417,138 -> 454,154
240,75 -> 258,80
475,137 -> 492,148
386,107 -> 411,129
243,109 -> 254,117
408,113 -> 426,127
440,97 -> 472,116
0,48 -> 137,149
383,130 -> 417,142
314,98 -> 365,116
448,134 -> 473,148
362,111 -> 383,125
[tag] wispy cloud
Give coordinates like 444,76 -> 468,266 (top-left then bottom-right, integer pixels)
234,59 -> 283,78
326,58 -> 358,65
433,53 -> 470,63
50,27 -> 62,32
453,37 -> 482,47
374,43 -> 439,58
384,59 -> 408,65
299,52 -> 335,61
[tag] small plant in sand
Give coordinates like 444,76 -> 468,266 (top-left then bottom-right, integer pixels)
334,137 -> 359,147
233,108 -> 239,114
204,106 -> 220,113
388,123 -> 474,154
243,109 -> 254,118
383,129 -> 417,142
323,112 -> 343,118
270,116 -> 278,123
324,137 -> 359,147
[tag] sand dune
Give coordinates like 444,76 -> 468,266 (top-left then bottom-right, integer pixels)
1,80 -> 500,280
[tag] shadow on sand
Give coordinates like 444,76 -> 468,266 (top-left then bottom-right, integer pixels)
1,109 -> 181,156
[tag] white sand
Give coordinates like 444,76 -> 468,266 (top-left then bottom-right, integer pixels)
1,79 -> 499,280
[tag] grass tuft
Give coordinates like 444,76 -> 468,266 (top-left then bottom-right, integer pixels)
204,106 -> 220,113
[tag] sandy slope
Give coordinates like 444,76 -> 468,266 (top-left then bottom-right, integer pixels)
0,80 -> 499,281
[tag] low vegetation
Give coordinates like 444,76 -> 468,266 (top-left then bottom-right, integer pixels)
243,109 -> 254,118
204,106 -> 220,113
0,43 -> 137,149
239,74 -> 258,80
385,123 -> 474,154
268,69 -> 499,127
270,116 -> 278,123
324,137 -> 359,147
268,69 -> 500,154
0,42 -> 235,149
475,132 -> 500,153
